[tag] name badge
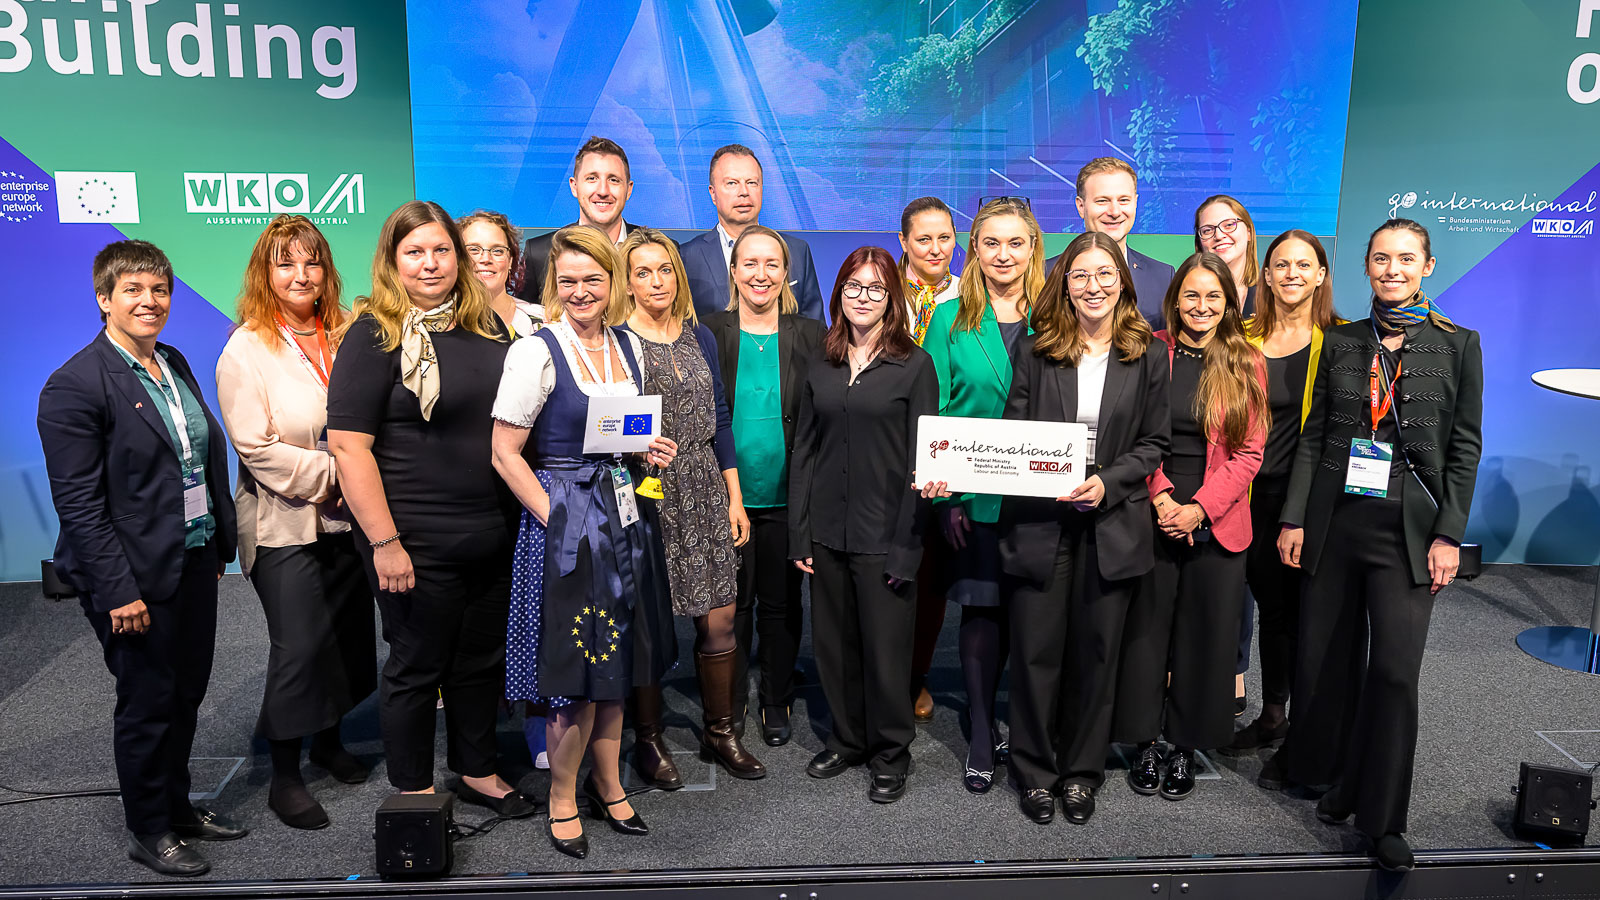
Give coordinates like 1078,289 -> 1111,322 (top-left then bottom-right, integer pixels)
182,466 -> 209,523
316,426 -> 330,454
611,465 -> 640,527
1344,438 -> 1392,498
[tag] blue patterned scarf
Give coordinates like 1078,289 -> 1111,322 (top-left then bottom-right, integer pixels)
1372,291 -> 1451,333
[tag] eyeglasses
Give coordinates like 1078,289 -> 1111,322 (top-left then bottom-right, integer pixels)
841,281 -> 888,302
1197,218 -> 1244,240
979,195 -> 1032,212
465,244 -> 510,260
1066,267 -> 1120,289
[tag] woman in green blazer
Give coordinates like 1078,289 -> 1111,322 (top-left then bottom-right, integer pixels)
921,197 -> 1044,793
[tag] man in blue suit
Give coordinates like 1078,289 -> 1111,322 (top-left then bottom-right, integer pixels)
679,144 -> 825,322
1046,157 -> 1174,327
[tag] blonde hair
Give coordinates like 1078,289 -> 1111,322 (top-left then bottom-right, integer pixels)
614,227 -> 697,325
543,225 -> 628,324
347,201 -> 502,351
235,215 -> 347,346
726,225 -> 798,315
953,198 -> 1045,333
1193,194 -> 1259,288
1075,156 -> 1138,197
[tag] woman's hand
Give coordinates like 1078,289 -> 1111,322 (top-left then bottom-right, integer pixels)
794,557 -> 814,574
374,541 -> 416,593
1428,536 -> 1461,595
645,436 -> 678,469
528,493 -> 552,528
1277,525 -> 1305,569
1159,503 -> 1206,537
1061,474 -> 1105,510
943,503 -> 972,550
110,599 -> 150,635
728,501 -> 751,547
917,477 -> 952,499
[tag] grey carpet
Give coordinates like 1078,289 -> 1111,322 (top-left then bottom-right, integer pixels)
1,564 -> 1597,886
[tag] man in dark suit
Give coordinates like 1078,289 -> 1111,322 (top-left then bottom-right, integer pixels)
679,144 -> 825,322
1045,157 -> 1175,326
37,241 -> 243,877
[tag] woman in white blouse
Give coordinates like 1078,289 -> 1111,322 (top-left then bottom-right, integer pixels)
215,215 -> 375,830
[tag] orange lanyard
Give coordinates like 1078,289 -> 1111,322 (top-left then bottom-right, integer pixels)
1369,352 -> 1400,436
277,314 -> 332,388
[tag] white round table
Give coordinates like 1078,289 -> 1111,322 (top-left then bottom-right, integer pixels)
1516,369 -> 1600,675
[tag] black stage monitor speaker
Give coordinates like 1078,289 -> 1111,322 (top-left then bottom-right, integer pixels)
376,791 -> 454,877
1514,762 -> 1594,843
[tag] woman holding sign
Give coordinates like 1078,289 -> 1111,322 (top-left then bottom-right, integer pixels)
1112,252 -> 1266,802
920,197 -> 1043,793
790,246 -> 938,804
617,227 -> 765,782
1277,219 -> 1481,872
491,226 -> 680,858
999,231 -> 1169,826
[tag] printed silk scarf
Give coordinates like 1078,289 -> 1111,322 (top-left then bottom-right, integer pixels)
1371,290 -> 1452,333
400,298 -> 456,420
908,273 -> 953,345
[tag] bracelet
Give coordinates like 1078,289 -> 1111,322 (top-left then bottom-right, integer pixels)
369,533 -> 401,549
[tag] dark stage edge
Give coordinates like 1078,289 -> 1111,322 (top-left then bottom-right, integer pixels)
1,565 -> 1598,896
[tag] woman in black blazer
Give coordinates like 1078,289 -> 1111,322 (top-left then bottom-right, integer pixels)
1000,231 -> 1169,826
703,225 -> 825,747
37,240 -> 243,877
1277,219 -> 1482,872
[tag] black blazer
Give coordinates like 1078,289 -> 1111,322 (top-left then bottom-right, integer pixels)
1280,317 -> 1483,585
37,334 -> 238,612
997,338 -> 1170,585
514,219 -> 649,303
702,310 -> 826,459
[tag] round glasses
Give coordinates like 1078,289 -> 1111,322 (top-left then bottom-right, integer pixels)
1066,267 -> 1120,290
465,244 -> 510,260
1197,218 -> 1244,241
842,281 -> 888,302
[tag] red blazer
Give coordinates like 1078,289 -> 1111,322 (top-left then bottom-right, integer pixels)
1147,331 -> 1266,553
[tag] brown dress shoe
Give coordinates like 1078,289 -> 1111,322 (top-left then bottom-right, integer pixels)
913,684 -> 935,722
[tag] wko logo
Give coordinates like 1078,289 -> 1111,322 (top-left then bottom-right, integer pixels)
1530,218 -> 1594,238
184,173 -> 365,216
1029,460 -> 1073,474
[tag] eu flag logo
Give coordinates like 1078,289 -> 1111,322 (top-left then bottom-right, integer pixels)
623,414 -> 653,436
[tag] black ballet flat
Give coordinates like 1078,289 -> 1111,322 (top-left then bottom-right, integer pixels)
582,777 -> 648,836
547,814 -> 588,859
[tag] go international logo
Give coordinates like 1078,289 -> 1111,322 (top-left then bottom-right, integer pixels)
183,171 -> 365,225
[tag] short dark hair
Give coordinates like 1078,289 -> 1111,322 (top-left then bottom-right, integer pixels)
709,144 -> 761,183
573,136 -> 630,182
93,240 -> 173,322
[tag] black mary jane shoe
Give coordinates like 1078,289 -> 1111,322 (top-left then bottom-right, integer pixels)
1127,743 -> 1163,796
456,781 -> 538,819
1160,748 -> 1196,801
1019,788 -> 1055,824
806,749 -> 857,779
760,705 -> 792,747
1060,784 -> 1096,824
582,777 -> 649,836
171,805 -> 250,841
547,814 -> 588,860
869,773 -> 908,804
127,832 -> 210,877
1373,833 -> 1415,872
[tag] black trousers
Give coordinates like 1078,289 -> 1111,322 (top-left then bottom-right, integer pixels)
809,544 -> 916,775
251,533 -> 376,740
735,505 -> 805,708
359,527 -> 512,791
1006,514 -> 1138,791
1114,534 -> 1247,750
1245,483 -> 1301,707
1289,497 -> 1435,837
84,542 -> 219,836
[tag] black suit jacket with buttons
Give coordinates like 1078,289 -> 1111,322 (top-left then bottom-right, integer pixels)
1280,317 -> 1483,585
997,337 -> 1170,585
515,219 -> 651,304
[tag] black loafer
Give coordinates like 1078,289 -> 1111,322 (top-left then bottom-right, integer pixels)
868,773 -> 908,804
806,749 -> 858,779
455,782 -> 538,819
1060,784 -> 1096,824
1374,833 -> 1414,872
1127,743 -> 1163,796
171,806 -> 249,841
127,832 -> 210,877
760,705 -> 792,747
1019,788 -> 1055,824
1160,748 -> 1196,801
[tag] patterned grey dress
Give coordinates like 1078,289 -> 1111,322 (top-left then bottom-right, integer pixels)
636,326 -> 738,616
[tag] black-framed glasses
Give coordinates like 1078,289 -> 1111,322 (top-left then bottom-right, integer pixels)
978,195 -> 1032,213
1197,218 -> 1244,240
841,281 -> 889,302
1066,267 -> 1120,289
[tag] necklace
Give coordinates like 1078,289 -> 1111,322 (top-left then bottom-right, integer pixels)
749,331 -> 774,353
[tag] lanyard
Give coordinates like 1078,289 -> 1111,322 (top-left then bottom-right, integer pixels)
1369,352 -> 1401,436
150,352 -> 195,466
276,314 -> 332,389
565,322 -> 618,385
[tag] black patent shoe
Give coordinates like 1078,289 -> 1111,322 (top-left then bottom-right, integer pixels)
547,814 -> 588,859
456,781 -> 538,819
1127,743 -> 1163,796
1220,716 -> 1290,756
1019,788 -> 1055,824
760,705 -> 792,747
171,806 -> 249,841
869,773 -> 908,804
583,777 -> 648,836
806,749 -> 858,779
1060,783 -> 1096,824
1374,833 -> 1414,872
1160,748 -> 1196,801
127,832 -> 210,877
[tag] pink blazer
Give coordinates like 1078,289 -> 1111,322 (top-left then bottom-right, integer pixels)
1147,331 -> 1266,553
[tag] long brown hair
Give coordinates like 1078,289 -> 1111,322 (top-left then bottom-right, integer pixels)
1030,232 -> 1152,365
1193,194 -> 1259,288
1163,253 -> 1269,453
726,225 -> 798,314
823,246 -> 914,364
1249,229 -> 1338,340
235,215 -> 347,346
347,201 -> 502,351
953,197 -> 1045,334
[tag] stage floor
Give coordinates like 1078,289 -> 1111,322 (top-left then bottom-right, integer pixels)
1,565 -> 1596,887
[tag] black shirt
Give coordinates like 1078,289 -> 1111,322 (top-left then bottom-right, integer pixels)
1260,341 -> 1311,485
788,345 -> 939,580
326,315 -> 515,535
1166,346 -> 1206,503
998,319 -> 1026,359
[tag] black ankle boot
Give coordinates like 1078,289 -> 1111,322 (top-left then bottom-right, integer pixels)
268,777 -> 329,830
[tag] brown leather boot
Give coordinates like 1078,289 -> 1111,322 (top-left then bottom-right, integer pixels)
696,649 -> 767,779
630,685 -> 683,790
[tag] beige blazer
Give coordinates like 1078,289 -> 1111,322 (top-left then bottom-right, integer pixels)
215,325 -> 347,573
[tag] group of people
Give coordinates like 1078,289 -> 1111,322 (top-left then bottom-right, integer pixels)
37,138 -> 1481,878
